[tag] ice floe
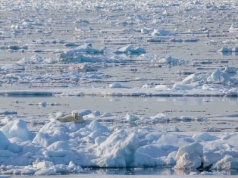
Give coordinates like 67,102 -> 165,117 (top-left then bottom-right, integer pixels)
57,44 -> 124,63
152,55 -> 187,65
115,44 -> 146,54
0,113 -> 237,175
151,29 -> 175,36
17,55 -> 57,65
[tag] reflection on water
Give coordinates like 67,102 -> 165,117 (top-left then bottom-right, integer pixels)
0,95 -> 238,132
83,167 -> 238,176
84,167 -> 175,175
1,95 -> 237,118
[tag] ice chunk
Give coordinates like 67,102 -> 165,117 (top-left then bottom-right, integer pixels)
203,151 -> 223,168
213,155 -> 238,170
224,66 -> 236,73
133,150 -> 164,167
150,113 -> 169,123
0,131 -> 10,150
151,29 -> 175,36
141,28 -> 152,34
87,120 -> 110,133
1,120 -> 33,141
175,142 -> 203,169
1,64 -> 24,71
34,168 -> 56,175
229,24 -> 238,33
17,55 -> 43,64
175,152 -> 202,170
34,161 -> 54,169
218,47 -> 232,53
58,44 -> 105,62
0,150 -> 17,157
115,44 -> 146,54
1,116 -> 15,125
47,141 -> 70,152
193,133 -> 217,141
109,83 -> 128,88
207,69 -> 230,84
154,56 -> 186,65
125,113 -> 139,123
95,129 -> 139,167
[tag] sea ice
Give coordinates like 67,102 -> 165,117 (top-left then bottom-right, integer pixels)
1,0 -> 238,176
0,120 -> 33,141
115,44 -> 146,54
0,112 -> 236,175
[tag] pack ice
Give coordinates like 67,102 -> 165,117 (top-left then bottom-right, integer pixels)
0,112 -> 237,175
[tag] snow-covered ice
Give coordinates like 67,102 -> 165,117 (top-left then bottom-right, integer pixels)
1,114 -> 238,175
1,0 -> 238,177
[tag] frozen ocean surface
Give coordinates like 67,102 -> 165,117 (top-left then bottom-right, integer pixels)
1,0 -> 238,177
